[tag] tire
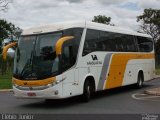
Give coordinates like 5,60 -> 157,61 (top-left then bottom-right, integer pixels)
45,99 -> 53,103
136,73 -> 144,89
81,80 -> 92,102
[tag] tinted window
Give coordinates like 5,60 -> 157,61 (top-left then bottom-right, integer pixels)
83,29 -> 139,56
137,36 -> 153,52
103,32 -> 137,52
62,45 -> 74,71
99,31 -> 115,51
61,28 -> 83,72
63,28 -> 83,60
83,29 -> 99,56
122,35 -> 138,52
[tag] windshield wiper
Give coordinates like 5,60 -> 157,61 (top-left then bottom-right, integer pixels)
20,50 -> 34,77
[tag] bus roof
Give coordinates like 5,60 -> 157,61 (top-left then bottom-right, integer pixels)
22,21 -> 151,38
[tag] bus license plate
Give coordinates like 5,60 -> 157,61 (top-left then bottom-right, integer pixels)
27,92 -> 36,96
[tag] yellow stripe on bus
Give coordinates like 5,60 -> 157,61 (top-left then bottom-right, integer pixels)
105,53 -> 154,89
12,77 -> 56,87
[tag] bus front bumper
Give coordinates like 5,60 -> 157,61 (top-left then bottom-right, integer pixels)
12,84 -> 63,99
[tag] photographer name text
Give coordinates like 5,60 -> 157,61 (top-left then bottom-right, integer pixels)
1,114 -> 34,120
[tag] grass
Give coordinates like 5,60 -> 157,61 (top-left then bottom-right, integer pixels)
0,69 -> 12,89
0,54 -> 13,89
156,65 -> 160,75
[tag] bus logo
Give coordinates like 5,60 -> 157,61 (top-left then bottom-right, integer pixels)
91,55 -> 98,61
87,55 -> 102,65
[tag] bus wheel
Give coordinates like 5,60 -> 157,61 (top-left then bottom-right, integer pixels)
82,80 -> 92,102
136,72 -> 144,89
45,99 -> 53,103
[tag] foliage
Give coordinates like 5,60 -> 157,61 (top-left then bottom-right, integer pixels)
0,19 -> 15,40
0,54 -> 14,75
0,54 -> 13,89
0,0 -> 10,11
0,19 -> 22,53
137,9 -> 160,65
155,64 -> 160,75
0,68 -> 12,89
137,8 -> 160,41
92,15 -> 113,25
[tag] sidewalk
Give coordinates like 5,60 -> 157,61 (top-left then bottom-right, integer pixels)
144,75 -> 160,96
145,87 -> 160,96
0,89 -> 12,92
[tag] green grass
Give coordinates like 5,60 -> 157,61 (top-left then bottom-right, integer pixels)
0,69 -> 12,89
156,65 -> 160,75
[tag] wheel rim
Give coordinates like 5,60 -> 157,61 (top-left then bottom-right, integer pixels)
87,86 -> 90,98
139,80 -> 142,86
138,76 -> 143,87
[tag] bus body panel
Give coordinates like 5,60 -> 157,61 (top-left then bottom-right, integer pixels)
62,68 -> 81,98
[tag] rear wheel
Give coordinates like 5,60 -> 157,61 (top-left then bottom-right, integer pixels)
136,72 -> 144,88
82,80 -> 92,102
45,99 -> 53,103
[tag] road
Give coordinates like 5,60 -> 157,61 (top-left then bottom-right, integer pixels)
0,78 -> 160,114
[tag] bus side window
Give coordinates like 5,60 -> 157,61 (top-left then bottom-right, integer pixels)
62,44 -> 74,71
63,28 -> 83,61
82,29 -> 99,56
137,36 -> 153,52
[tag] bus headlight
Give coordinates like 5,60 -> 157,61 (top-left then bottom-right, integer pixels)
47,83 -> 54,87
47,79 -> 64,87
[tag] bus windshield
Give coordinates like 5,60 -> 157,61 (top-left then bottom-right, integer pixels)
13,32 -> 62,80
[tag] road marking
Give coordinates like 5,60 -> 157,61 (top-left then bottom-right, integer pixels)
132,93 -> 160,102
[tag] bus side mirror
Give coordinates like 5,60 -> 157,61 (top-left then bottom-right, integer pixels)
55,36 -> 74,56
2,42 -> 17,61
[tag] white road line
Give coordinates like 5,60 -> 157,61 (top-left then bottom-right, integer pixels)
137,96 -> 160,99
131,93 -> 160,102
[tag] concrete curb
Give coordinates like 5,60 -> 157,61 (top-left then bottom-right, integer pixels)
144,76 -> 160,96
144,88 -> 160,96
155,75 -> 160,79
0,89 -> 13,92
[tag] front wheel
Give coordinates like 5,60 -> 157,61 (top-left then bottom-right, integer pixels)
136,73 -> 144,89
81,80 -> 92,102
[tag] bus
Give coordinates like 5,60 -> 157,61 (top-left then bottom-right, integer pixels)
3,21 -> 155,102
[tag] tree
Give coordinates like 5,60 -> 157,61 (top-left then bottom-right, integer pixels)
0,19 -> 21,53
0,19 -> 15,42
92,15 -> 113,25
0,19 -> 21,75
137,9 -> 160,65
137,8 -> 160,41
0,0 -> 10,12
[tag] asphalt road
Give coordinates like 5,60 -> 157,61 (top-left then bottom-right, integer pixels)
0,78 -> 160,114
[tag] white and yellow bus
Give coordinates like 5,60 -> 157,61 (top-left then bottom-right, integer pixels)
3,21 -> 155,102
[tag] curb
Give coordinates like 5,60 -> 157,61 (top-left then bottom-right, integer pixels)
144,88 -> 160,96
155,75 -> 160,79
0,89 -> 13,92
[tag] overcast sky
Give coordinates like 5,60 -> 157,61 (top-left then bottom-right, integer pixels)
1,0 -> 160,31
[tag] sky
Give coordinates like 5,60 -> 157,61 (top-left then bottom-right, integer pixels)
0,0 -> 160,31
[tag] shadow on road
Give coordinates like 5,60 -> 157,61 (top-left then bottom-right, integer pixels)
92,84 -> 151,99
19,83 -> 153,109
